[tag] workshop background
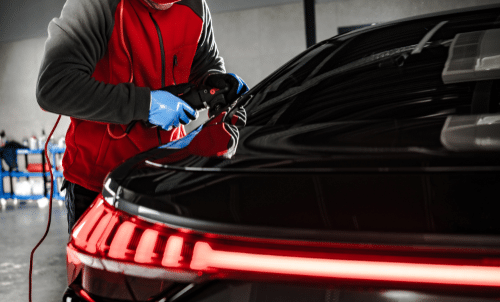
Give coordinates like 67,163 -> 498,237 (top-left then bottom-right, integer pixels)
1,0 -> 500,301
2,0 -> 500,141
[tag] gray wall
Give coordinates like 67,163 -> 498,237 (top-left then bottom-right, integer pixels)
1,0 -> 500,141
0,0 -> 66,43
215,0 -> 500,89
0,37 -> 59,142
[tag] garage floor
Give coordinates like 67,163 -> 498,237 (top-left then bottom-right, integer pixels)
0,201 -> 68,301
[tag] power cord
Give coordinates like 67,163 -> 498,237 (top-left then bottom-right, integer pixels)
28,115 -> 61,302
28,116 -> 139,302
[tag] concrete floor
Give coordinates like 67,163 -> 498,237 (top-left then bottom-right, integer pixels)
0,200 -> 68,302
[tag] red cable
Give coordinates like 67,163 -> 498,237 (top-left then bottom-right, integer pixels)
107,124 -> 128,139
30,9 -> 134,293
29,5 -> 133,299
108,1 -> 134,141
29,115 -> 61,302
120,0 -> 134,84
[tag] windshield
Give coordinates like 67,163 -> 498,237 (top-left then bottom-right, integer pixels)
245,9 -> 500,126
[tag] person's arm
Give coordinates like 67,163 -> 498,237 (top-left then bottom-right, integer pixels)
36,0 -> 151,125
188,0 -> 226,86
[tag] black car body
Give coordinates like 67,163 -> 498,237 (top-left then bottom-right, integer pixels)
64,4 -> 500,302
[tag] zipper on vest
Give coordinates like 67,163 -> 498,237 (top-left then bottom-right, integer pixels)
150,12 -> 166,145
149,12 -> 166,88
172,55 -> 178,85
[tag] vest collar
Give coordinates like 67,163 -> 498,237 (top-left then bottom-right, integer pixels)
140,0 -> 179,10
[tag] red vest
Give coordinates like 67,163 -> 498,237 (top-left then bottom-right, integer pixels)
63,0 -> 203,192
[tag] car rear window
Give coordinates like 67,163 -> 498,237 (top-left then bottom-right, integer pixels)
246,8 -> 500,126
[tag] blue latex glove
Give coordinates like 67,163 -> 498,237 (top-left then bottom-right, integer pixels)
149,90 -> 198,131
160,125 -> 203,149
228,73 -> 249,95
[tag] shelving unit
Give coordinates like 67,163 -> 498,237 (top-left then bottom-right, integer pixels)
0,147 -> 65,201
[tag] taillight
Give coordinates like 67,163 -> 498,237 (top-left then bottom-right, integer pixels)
68,195 -> 500,289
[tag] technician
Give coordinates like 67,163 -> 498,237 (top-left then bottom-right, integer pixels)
36,0 -> 247,231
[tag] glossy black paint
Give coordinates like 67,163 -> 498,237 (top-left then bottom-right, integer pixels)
111,153 -> 500,234
102,0 -> 500,249
88,4 -> 500,302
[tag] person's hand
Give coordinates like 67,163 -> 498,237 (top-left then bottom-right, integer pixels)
149,90 -> 198,131
159,83 -> 206,110
205,73 -> 249,103
161,107 -> 247,159
187,107 -> 247,158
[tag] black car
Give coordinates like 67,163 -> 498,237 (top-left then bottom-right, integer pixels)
64,4 -> 500,302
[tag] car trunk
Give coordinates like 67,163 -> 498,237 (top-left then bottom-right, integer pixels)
100,145 -> 500,298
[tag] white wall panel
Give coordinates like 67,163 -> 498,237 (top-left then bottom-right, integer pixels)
212,3 -> 306,88
316,0 -> 500,40
0,38 -> 71,142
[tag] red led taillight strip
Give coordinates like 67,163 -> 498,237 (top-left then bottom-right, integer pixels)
108,221 -> 136,259
135,229 -> 160,264
67,244 -> 199,281
86,213 -> 113,254
191,242 -> 500,287
162,236 -> 184,267
69,196 -> 500,288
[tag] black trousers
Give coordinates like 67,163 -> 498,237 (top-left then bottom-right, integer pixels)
63,180 -> 99,233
